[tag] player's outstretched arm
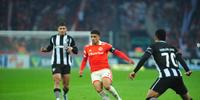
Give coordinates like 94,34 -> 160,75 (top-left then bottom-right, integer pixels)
129,52 -> 151,80
176,53 -> 192,76
113,49 -> 134,64
79,57 -> 87,77
41,37 -> 53,52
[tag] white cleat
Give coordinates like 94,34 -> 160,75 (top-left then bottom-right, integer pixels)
56,98 -> 60,100
102,96 -> 110,100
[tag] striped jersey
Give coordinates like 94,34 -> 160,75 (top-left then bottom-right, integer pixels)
45,33 -> 78,66
133,41 -> 190,78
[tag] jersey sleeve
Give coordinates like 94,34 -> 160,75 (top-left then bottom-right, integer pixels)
133,45 -> 153,73
79,46 -> 88,74
45,36 -> 54,52
70,37 -> 78,54
176,49 -> 190,72
107,43 -> 133,63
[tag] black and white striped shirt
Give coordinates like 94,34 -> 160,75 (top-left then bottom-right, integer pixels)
45,33 -> 78,66
133,41 -> 190,78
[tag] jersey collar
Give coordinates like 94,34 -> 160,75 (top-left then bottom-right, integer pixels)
89,41 -> 103,45
155,40 -> 166,43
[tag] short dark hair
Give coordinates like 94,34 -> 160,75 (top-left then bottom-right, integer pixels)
91,30 -> 100,36
58,22 -> 66,27
155,29 -> 166,41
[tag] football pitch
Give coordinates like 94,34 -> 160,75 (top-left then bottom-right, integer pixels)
0,68 -> 199,100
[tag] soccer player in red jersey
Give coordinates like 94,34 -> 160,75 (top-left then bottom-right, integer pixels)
79,30 -> 134,100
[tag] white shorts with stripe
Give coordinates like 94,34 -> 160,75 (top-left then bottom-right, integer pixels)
91,68 -> 112,84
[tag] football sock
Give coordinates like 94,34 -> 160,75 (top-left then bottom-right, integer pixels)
63,88 -> 69,100
99,90 -> 109,99
63,87 -> 69,95
54,88 -> 61,99
107,86 -> 121,100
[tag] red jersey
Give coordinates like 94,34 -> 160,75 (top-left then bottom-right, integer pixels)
80,41 -> 134,73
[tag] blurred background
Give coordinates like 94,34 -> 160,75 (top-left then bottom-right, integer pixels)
0,0 -> 199,69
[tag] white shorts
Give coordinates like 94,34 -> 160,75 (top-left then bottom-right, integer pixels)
91,68 -> 112,84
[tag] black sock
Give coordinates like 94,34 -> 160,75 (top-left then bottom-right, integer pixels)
63,87 -> 69,95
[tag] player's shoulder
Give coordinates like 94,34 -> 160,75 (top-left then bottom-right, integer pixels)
101,41 -> 112,46
67,35 -> 73,38
50,34 -> 57,39
84,43 -> 92,49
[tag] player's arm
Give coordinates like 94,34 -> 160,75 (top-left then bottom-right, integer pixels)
79,49 -> 88,77
41,37 -> 53,52
110,48 -> 134,64
176,52 -> 192,76
67,37 -> 78,54
129,46 -> 152,79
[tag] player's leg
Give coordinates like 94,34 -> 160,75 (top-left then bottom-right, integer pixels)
101,69 -> 121,100
179,93 -> 192,100
171,77 -> 192,100
146,90 -> 159,100
93,81 -> 109,100
53,73 -> 62,100
91,71 -> 109,100
52,64 -> 62,100
62,74 -> 70,100
102,77 -> 121,100
146,78 -> 168,100
61,65 -> 71,100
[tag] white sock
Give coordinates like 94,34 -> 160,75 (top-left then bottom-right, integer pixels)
99,90 -> 109,100
107,86 -> 121,100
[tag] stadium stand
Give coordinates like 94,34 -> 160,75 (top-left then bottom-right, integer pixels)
0,0 -> 199,59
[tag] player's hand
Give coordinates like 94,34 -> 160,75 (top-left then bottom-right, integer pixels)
40,47 -> 47,52
79,71 -> 83,77
129,72 -> 136,80
128,60 -> 134,64
66,47 -> 73,53
79,74 -> 83,77
185,70 -> 192,76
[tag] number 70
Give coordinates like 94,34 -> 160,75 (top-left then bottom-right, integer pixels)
161,52 -> 178,67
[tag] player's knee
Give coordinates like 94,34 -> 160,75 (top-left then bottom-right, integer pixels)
54,80 -> 61,86
103,85 -> 110,90
95,87 -> 103,93
146,97 -> 158,100
103,83 -> 110,90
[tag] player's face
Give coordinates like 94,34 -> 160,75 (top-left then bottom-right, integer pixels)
91,34 -> 100,45
58,26 -> 67,35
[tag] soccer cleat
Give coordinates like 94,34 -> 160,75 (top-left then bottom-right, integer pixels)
56,98 -> 60,100
63,94 -> 68,100
102,96 -> 110,100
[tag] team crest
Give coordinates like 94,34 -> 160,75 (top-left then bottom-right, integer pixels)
98,47 -> 103,51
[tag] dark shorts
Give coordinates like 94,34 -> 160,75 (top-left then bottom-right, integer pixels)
51,64 -> 71,75
150,77 -> 188,95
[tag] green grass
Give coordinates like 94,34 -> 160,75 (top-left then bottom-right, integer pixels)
0,68 -> 200,100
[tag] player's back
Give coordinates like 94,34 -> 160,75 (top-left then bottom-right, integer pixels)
150,41 -> 182,78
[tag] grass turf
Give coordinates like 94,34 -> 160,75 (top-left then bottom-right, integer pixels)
0,68 -> 199,100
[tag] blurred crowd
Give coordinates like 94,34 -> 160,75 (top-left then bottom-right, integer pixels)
0,0 -> 199,58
